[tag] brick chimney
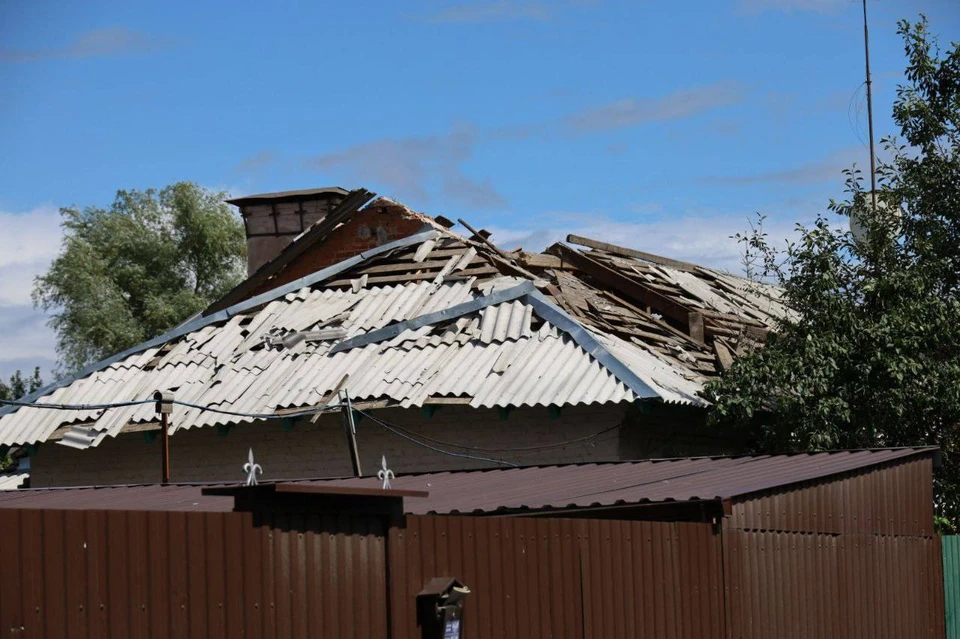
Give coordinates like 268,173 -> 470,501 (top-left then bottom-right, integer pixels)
226,187 -> 349,275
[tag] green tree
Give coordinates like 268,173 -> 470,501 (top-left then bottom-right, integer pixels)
706,17 -> 960,527
0,368 -> 43,471
34,182 -> 246,372
0,367 -> 44,401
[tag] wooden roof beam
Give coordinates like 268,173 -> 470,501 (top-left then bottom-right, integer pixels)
566,234 -> 702,273
547,243 -> 704,343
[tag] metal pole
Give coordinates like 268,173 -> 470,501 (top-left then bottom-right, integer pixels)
863,0 -> 878,212
154,390 -> 173,484
340,390 -> 362,477
161,412 -> 170,484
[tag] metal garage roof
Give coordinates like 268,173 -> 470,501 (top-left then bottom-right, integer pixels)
0,448 -> 933,515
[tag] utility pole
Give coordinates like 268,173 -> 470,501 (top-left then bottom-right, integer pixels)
340,389 -> 362,477
863,0 -> 878,213
154,391 -> 173,484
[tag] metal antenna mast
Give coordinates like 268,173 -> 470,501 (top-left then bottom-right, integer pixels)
862,0 -> 878,212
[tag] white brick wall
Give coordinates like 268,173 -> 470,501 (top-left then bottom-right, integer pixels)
30,403 -> 647,487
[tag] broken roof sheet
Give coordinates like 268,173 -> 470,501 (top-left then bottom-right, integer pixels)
0,470 -> 28,491
0,448 -> 934,515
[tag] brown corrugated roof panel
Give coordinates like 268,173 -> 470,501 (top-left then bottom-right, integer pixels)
0,448 -> 934,516
305,447 -> 937,515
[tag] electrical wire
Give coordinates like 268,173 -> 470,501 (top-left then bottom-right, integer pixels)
0,398 -> 154,411
353,408 -> 520,468
170,400 -> 347,420
373,417 -> 625,453
0,397 -> 348,420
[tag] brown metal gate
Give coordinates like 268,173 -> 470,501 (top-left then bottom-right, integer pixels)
387,514 -> 724,639
723,529 -> 945,639
0,509 -> 389,639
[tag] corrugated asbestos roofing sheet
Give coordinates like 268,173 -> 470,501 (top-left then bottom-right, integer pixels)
0,470 -> 28,491
0,448 -> 933,514
0,218 -> 792,449
0,278 -> 644,448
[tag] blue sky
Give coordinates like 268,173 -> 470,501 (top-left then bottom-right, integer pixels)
0,0 -> 957,377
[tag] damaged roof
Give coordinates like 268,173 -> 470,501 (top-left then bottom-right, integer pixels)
0,192 -> 791,449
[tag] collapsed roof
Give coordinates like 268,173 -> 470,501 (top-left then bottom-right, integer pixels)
0,190 -> 791,450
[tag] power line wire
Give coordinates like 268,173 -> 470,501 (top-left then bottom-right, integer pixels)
0,397 -> 347,420
374,417 -> 625,453
0,398 -> 154,411
354,408 -> 519,467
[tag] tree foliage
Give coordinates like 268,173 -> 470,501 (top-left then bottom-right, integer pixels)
706,18 -> 960,526
0,368 -> 43,402
34,182 -> 246,373
0,368 -> 43,471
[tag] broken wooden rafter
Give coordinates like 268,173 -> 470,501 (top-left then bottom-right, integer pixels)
566,234 -> 702,273
548,243 -> 704,343
458,217 -> 511,260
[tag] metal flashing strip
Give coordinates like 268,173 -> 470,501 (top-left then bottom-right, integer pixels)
522,290 -> 661,400
329,281 -> 536,354
1,228 -> 442,418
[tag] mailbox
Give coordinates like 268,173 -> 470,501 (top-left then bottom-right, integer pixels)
153,390 -> 174,414
416,577 -> 470,639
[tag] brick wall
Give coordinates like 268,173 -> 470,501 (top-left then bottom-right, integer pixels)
246,202 -> 427,300
28,403 -> 730,487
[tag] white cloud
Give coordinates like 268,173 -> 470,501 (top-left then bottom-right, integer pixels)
0,205 -> 63,377
486,211 -> 802,275
564,82 -> 745,134
309,124 -> 507,209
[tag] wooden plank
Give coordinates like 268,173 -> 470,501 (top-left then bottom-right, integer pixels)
517,252 -> 565,269
549,243 -> 702,340
688,311 -> 705,343
458,218 -> 511,259
326,265 -> 499,287
355,258 -> 461,275
713,339 -> 735,371
566,234 -> 701,272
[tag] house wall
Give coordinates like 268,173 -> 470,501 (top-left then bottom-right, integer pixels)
28,403 -> 728,488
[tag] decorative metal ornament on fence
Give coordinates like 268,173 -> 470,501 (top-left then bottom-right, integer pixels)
244,448 -> 262,486
378,455 -> 394,490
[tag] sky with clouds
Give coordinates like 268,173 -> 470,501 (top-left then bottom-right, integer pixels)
1,0 -> 958,378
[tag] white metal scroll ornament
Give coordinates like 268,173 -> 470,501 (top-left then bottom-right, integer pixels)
244,448 -> 263,486
378,455 -> 395,490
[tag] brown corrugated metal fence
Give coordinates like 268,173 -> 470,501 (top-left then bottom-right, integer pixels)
0,506 -> 946,638
0,509 -> 388,639
387,515 -> 725,639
